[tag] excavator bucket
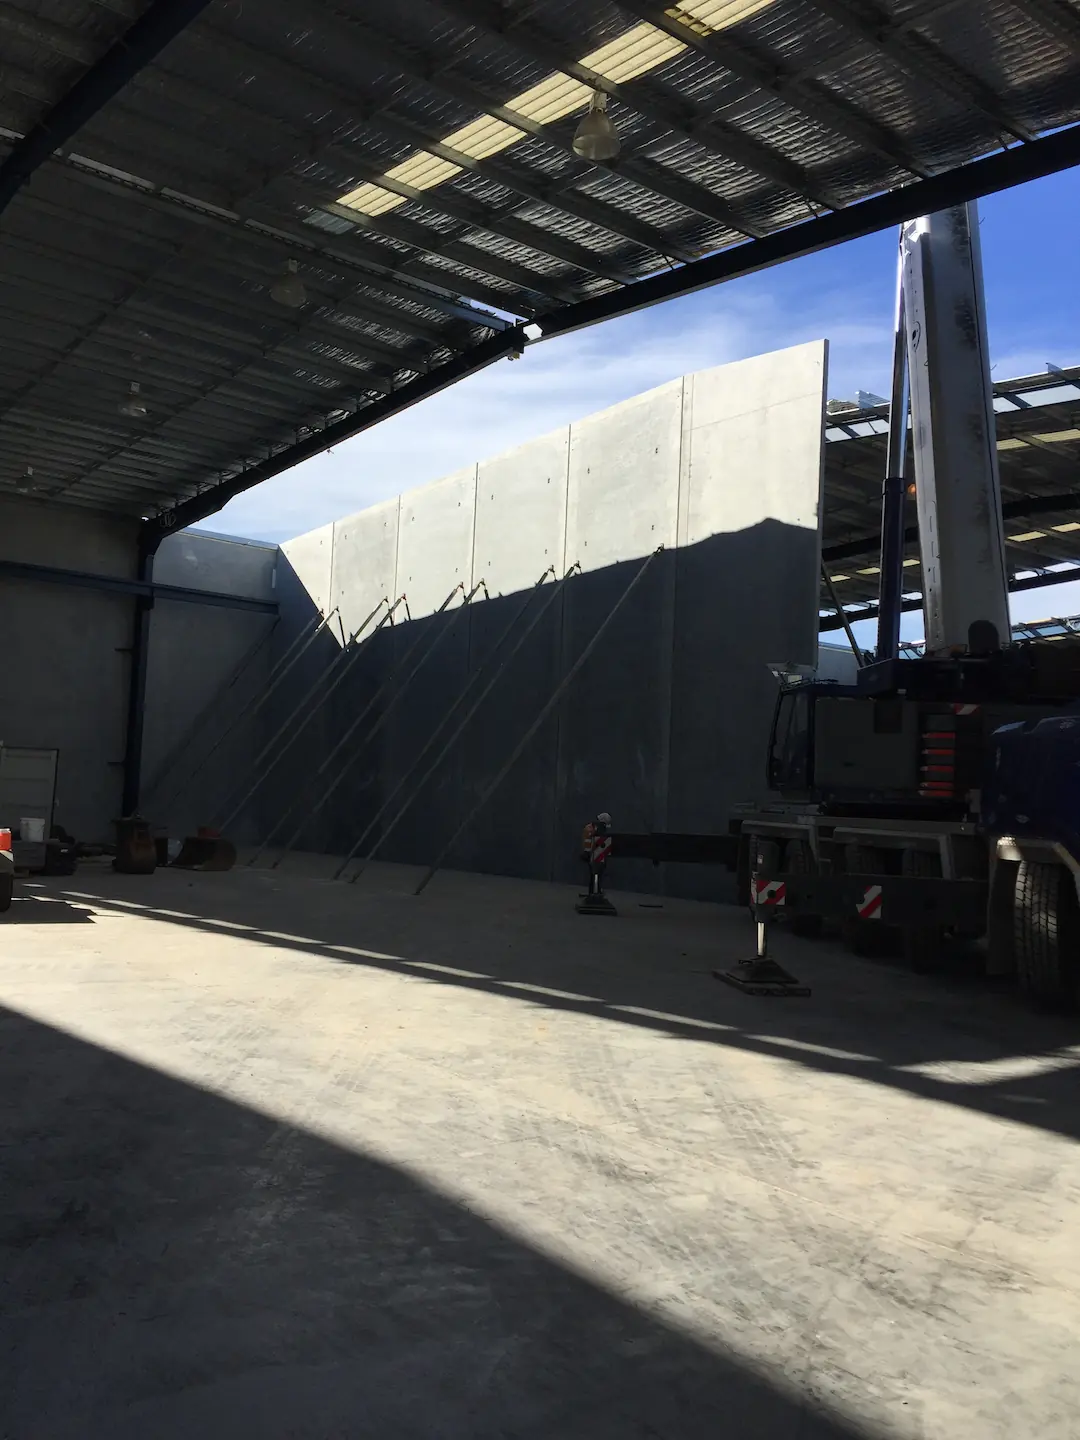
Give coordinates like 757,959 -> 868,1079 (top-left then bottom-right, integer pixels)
171,829 -> 237,872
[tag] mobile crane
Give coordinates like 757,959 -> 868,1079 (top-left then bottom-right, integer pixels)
730,203 -> 1080,1009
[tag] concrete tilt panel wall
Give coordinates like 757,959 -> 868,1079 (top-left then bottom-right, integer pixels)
265,342 -> 827,898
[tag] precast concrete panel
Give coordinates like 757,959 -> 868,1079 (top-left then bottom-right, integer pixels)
279,523 -> 335,625
665,344 -> 828,886
396,467 -> 477,619
373,607 -> 473,869
331,499 -> 400,639
258,527 -> 340,854
564,379 -> 682,570
551,382 -> 683,886
552,553 -> 677,891
266,346 -> 827,897
454,584 -> 564,881
683,342 -> 826,671
473,431 -> 569,594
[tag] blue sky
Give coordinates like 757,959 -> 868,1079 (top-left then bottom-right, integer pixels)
213,167 -> 1080,642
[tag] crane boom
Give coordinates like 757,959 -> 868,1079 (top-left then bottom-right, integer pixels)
900,203 -> 1010,653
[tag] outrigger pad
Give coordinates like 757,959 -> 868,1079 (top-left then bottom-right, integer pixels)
714,958 -> 810,997
576,893 -> 618,917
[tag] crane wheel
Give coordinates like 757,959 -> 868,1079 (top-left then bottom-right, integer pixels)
1014,861 -> 1080,1011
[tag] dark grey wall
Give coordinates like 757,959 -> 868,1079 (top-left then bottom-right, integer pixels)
0,506 -> 276,846
0,496 -> 138,840
141,531 -> 278,843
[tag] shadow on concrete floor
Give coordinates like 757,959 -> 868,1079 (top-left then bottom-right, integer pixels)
0,1000 -> 863,1439
44,862 -> 1080,1150
3,894 -> 95,924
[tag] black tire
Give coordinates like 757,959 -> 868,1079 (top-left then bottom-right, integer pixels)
842,843 -> 889,956
1014,861 -> 1080,1010
785,840 -> 822,938
902,847 -> 945,973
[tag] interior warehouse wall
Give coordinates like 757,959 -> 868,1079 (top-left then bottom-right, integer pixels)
261,342 -> 827,899
0,496 -> 140,842
141,531 -> 278,844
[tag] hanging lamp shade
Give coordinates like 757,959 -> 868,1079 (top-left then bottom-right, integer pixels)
573,92 -> 620,162
271,258 -> 307,308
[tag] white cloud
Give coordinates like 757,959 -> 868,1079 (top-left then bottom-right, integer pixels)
213,279 -> 893,543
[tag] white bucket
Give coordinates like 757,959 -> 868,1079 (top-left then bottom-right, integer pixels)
20,817 -> 45,844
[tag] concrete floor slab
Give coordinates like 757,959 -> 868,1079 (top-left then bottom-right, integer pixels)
1,861 -> 1078,1438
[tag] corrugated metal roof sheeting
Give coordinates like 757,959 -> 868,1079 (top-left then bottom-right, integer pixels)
2,0 -> 1079,519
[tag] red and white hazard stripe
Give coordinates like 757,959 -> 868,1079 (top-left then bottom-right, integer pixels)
753,877 -> 786,906
857,884 -> 883,920
951,703 -> 979,715
592,835 -> 612,865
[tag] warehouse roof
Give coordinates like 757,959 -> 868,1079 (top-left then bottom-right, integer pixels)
820,363 -> 1080,627
2,0 -> 1080,546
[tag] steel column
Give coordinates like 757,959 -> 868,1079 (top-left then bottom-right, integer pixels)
875,251 -> 910,661
120,537 -> 160,817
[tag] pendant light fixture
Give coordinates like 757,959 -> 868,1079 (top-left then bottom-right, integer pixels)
573,91 -> 620,162
119,381 -> 148,418
271,258 -> 307,308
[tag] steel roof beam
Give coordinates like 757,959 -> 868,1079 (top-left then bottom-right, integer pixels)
0,229 -> 413,376
0,0 -> 216,220
118,299 -> 397,393
23,139 -> 517,327
1,228 -> 408,404
432,0 -> 841,207
142,324 -> 526,539
0,332 -> 345,416
0,408 -> 238,462
41,104 -> 565,308
0,291 -> 393,402
78,332 -> 370,406
273,0 -> 762,236
822,489 -> 1080,565
137,118 -> 1080,541
14,182 -> 457,348
0,275 -> 394,440
48,311 -> 391,498
613,0 -> 927,177
349,106 -> 703,261
805,0 -> 1036,140
96,54 -> 646,288
306,167 -> 636,286
0,557 -> 277,614
184,22 -> 719,257
820,562 -> 1080,630
5,388 -> 316,455
5,396 -> 283,456
534,122 -> 1080,339
72,89 -> 579,304
1006,0 -> 1080,55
